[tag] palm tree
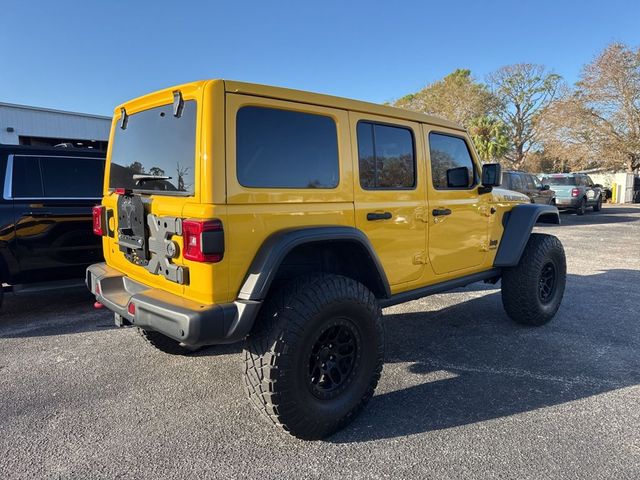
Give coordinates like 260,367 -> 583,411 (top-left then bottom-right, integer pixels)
469,116 -> 511,162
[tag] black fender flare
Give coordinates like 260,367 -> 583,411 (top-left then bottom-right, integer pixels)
493,204 -> 560,267
236,226 -> 391,302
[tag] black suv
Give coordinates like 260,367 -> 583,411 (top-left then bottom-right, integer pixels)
503,170 -> 555,205
0,145 -> 105,305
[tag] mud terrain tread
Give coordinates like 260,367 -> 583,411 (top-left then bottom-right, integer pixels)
501,233 -> 566,326
243,274 -> 384,439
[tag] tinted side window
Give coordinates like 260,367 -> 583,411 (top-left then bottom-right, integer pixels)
428,133 -> 476,189
40,156 -> 104,197
524,174 -> 536,190
357,122 -> 415,189
12,156 -> 44,197
532,175 -> 542,188
511,173 -> 523,191
504,173 -> 514,190
236,106 -> 339,189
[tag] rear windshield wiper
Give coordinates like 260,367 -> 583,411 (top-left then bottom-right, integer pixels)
133,174 -> 172,185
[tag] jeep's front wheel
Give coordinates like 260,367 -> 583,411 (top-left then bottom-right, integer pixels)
244,274 -> 384,440
501,233 -> 566,326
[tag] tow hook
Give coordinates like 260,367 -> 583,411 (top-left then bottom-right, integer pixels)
94,301 -> 104,309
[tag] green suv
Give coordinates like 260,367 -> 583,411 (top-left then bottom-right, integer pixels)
540,173 -> 603,215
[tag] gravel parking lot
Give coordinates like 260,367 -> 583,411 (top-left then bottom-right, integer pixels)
1,204 -> 639,479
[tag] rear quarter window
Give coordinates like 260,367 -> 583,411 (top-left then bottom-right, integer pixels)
40,156 -> 104,197
236,106 -> 339,189
10,155 -> 104,198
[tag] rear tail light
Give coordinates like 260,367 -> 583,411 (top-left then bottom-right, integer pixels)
571,188 -> 580,197
182,219 -> 224,263
92,205 -> 105,236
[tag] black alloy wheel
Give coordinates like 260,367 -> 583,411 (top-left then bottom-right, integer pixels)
538,262 -> 557,304
308,321 -> 360,400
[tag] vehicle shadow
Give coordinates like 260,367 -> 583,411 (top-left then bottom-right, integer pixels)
330,268 -> 640,443
0,287 -> 116,338
0,288 -> 243,357
547,205 -> 640,226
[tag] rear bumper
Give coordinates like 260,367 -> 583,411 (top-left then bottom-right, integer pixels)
554,197 -> 580,208
86,263 -> 261,346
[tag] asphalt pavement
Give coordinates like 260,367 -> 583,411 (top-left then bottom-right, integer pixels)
1,204 -> 639,479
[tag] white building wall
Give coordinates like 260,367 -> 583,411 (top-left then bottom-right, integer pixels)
0,102 -> 111,144
590,172 -> 635,203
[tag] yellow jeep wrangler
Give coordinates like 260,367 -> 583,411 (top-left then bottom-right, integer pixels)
87,80 -> 565,439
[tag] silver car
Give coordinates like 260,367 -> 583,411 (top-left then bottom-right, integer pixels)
540,173 -> 603,215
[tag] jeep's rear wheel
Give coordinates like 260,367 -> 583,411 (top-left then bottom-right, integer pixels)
137,328 -> 199,356
576,197 -> 586,215
244,274 -> 384,440
501,233 -> 566,326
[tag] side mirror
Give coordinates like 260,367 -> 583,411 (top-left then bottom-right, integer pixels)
593,184 -> 603,188
542,184 -> 551,191
481,163 -> 502,188
446,166 -> 470,188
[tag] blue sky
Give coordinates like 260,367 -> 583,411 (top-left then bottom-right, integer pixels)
1,0 -> 638,116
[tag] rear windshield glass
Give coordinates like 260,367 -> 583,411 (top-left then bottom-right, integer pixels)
541,176 -> 576,186
109,101 -> 196,194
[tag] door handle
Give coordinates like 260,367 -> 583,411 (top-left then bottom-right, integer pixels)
367,211 -> 392,221
432,208 -> 452,217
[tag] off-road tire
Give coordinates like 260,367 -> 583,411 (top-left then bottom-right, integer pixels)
501,233 -> 566,326
244,274 -> 384,440
137,328 -> 198,356
593,196 -> 602,212
576,197 -> 586,215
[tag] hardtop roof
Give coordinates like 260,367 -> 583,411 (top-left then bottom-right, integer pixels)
113,79 -> 467,132
223,80 -> 465,131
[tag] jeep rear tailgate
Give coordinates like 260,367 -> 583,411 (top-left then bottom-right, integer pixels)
100,82 -> 228,305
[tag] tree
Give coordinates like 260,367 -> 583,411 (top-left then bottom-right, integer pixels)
393,69 -> 498,127
176,162 -> 190,192
488,64 -> 561,169
468,116 -> 510,162
540,43 -> 640,172
128,161 -> 144,174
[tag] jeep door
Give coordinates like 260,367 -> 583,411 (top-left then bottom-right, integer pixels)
350,113 -> 427,286
8,154 -> 104,283
424,128 -> 490,275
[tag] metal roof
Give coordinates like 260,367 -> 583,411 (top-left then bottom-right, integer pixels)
0,101 -> 111,120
